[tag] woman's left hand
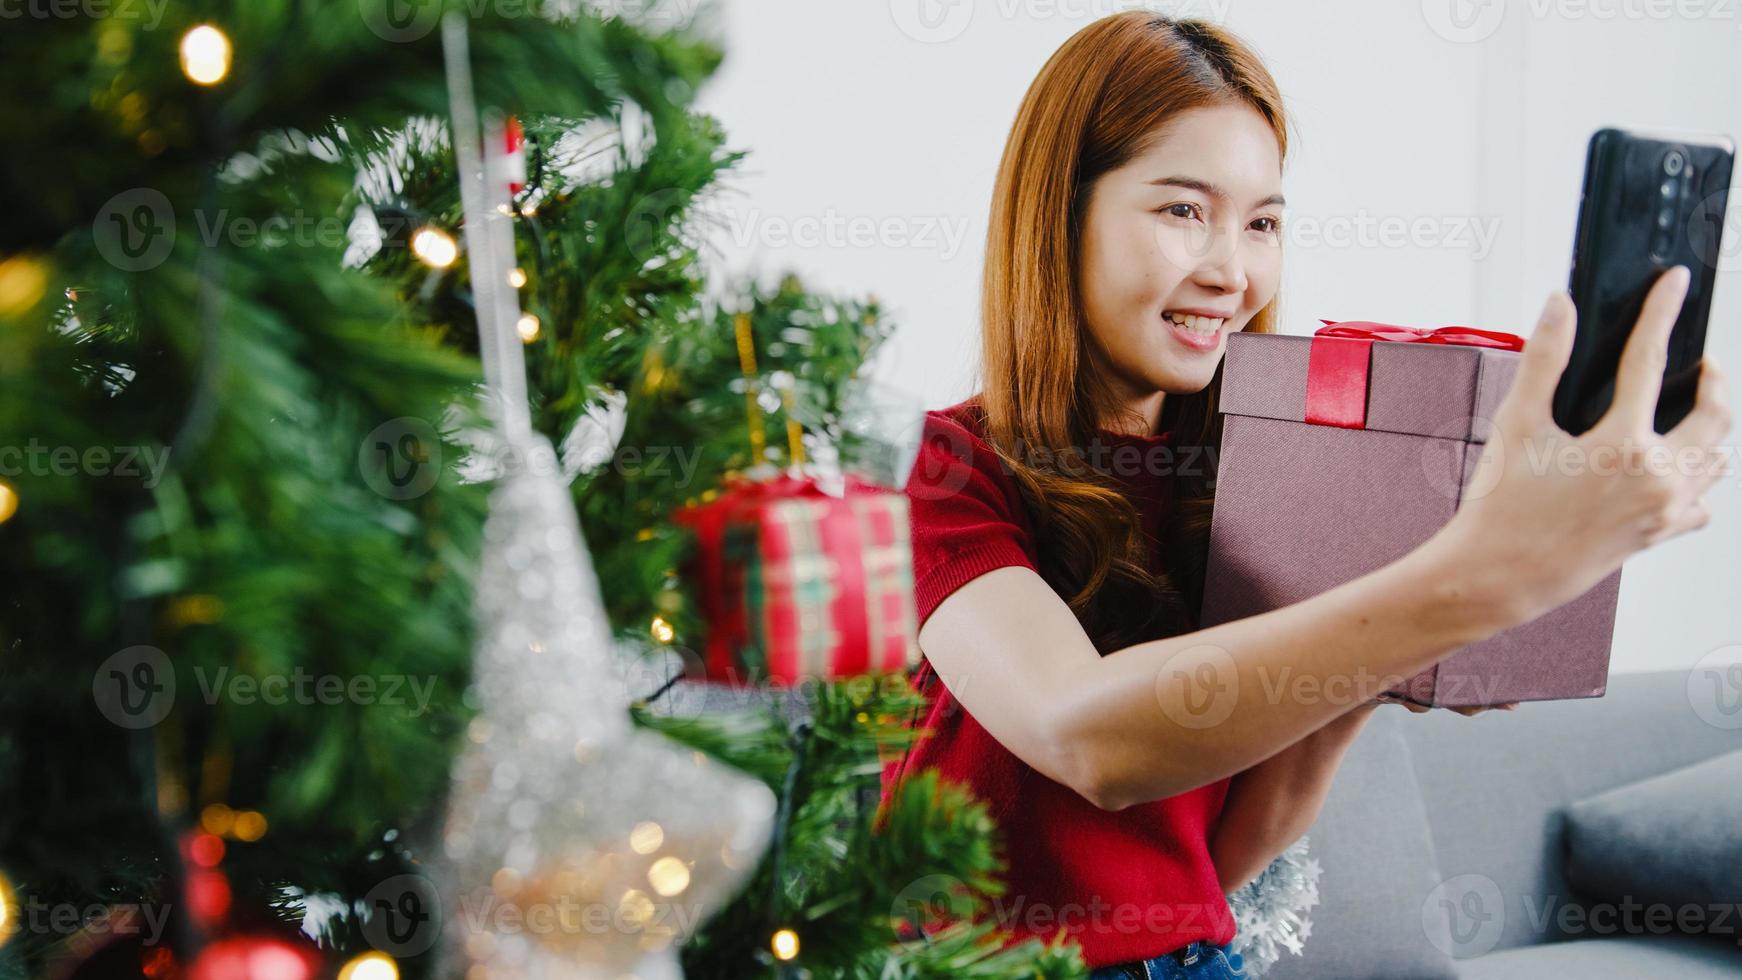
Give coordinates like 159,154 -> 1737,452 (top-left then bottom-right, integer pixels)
1370,693 -> 1519,716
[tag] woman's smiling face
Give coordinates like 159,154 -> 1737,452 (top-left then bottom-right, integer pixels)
1077,101 -> 1285,429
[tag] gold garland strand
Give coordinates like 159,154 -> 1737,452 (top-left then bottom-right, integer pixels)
732,312 -> 766,466
733,311 -> 807,471
781,385 -> 805,468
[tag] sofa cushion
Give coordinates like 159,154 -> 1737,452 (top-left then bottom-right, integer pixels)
1454,935 -> 1742,979
1563,748 -> 1742,907
1399,669 -> 1742,953
1261,709 -> 1459,980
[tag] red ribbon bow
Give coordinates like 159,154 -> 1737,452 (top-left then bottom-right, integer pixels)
1306,320 -> 1526,429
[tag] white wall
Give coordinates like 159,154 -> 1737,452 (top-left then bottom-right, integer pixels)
692,0 -> 1742,675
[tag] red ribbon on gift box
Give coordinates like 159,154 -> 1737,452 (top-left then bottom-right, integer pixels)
1305,320 -> 1526,429
673,472 -> 903,684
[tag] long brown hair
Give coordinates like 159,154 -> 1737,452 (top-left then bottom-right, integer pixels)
977,13 -> 1289,653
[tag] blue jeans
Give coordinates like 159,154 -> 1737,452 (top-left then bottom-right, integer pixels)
1089,939 -> 1247,980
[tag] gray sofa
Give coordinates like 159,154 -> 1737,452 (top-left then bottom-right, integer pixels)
1265,667 -> 1742,979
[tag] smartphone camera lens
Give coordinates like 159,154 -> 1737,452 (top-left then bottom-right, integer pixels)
1664,149 -> 1686,176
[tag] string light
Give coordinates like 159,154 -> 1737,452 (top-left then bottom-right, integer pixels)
410,226 -> 458,269
507,267 -> 527,288
337,952 -> 399,980
0,255 -> 46,316
649,615 -> 673,644
200,804 -> 235,836
770,928 -> 799,961
179,25 -> 231,85
0,481 -> 16,526
0,868 -> 17,948
646,856 -> 690,897
231,810 -> 268,842
515,313 -> 541,343
628,822 -> 664,855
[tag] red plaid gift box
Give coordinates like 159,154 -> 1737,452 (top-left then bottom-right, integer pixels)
674,471 -> 921,686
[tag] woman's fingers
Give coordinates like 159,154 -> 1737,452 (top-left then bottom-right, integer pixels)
1371,693 -> 1432,713
1375,696 -> 1524,714
1449,702 -> 1519,717
1665,356 -> 1734,460
1601,266 -> 1691,436
1500,290 -> 1578,432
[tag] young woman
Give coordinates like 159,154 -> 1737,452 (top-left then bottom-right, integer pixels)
878,11 -> 1732,980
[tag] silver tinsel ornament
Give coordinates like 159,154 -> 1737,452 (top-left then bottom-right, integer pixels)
432,17 -> 776,977
1225,834 -> 1323,976
436,435 -> 775,979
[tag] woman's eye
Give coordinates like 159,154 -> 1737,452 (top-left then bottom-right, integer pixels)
1250,216 -> 1280,234
1159,202 -> 1201,221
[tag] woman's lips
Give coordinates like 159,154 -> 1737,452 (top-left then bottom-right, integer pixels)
1162,310 -> 1225,353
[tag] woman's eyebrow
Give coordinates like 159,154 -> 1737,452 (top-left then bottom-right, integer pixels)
1146,175 -> 1286,209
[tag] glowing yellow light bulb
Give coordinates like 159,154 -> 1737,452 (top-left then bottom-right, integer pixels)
410,226 -> 458,269
0,255 -> 47,316
516,313 -> 540,343
647,856 -> 690,897
0,869 -> 17,945
507,267 -> 528,288
770,927 -> 799,961
337,951 -> 399,980
230,810 -> 268,841
179,25 -> 231,85
629,821 -> 664,855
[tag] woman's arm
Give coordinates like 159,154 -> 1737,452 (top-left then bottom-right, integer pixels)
1208,701 -> 1380,892
917,526 -> 1514,810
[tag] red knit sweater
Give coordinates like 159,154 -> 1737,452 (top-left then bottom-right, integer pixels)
878,396 -> 1237,968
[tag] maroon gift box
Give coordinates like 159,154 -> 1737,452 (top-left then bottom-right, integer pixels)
1198,324 -> 1621,707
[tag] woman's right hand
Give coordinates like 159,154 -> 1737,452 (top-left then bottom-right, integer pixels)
1439,265 -> 1732,627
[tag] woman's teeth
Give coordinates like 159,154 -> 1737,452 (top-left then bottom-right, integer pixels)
1164,312 -> 1224,335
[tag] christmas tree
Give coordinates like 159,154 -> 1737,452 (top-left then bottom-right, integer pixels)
0,2 -> 1090,977
351,15 -> 1090,978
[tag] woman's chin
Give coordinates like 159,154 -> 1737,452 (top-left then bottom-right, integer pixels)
1149,368 -> 1219,396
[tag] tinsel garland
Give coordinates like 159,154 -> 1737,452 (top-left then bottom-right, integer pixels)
1224,834 -> 1323,976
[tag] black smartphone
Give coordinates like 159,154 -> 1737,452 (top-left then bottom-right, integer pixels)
1554,127 -> 1734,436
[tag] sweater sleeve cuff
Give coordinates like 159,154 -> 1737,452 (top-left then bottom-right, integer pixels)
912,540 -> 1038,631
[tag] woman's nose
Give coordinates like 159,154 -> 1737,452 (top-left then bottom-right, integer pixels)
1192,230 -> 1249,295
